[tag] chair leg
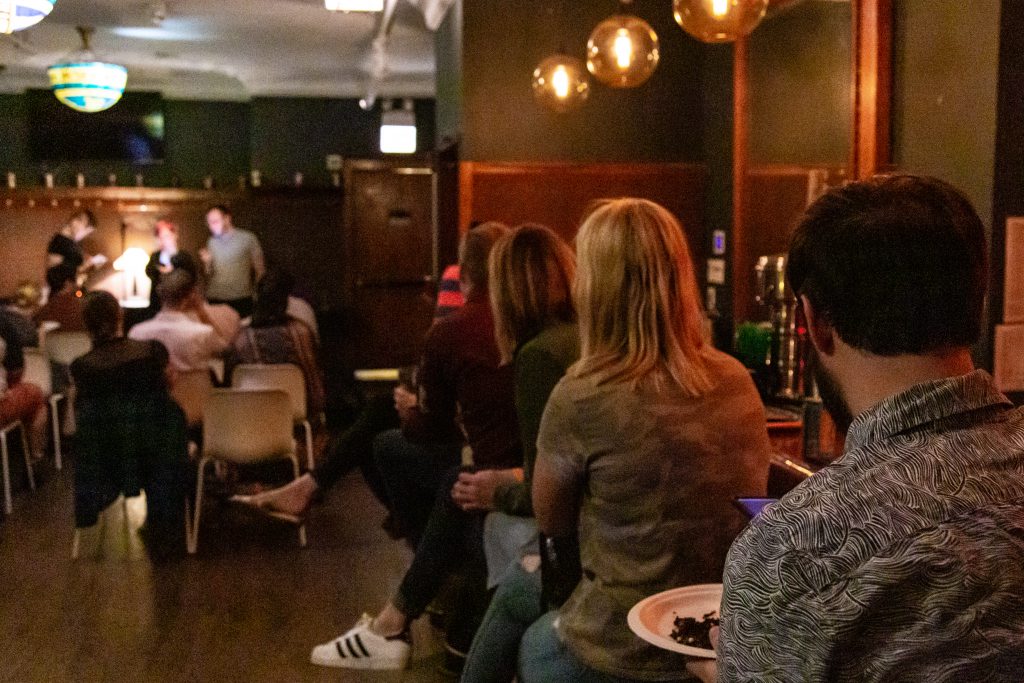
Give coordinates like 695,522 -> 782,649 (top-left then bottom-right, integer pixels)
184,498 -> 194,555
1,431 -> 11,516
70,529 -> 81,560
290,454 -> 307,548
50,395 -> 63,471
189,458 -> 210,555
19,422 -> 35,492
303,420 -> 314,470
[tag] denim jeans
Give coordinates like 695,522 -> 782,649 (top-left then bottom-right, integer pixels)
519,611 -> 679,683
462,561 -> 543,683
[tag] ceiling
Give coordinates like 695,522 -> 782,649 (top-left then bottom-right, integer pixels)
0,0 -> 439,100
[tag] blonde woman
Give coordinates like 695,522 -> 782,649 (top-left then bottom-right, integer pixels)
520,199 -> 771,682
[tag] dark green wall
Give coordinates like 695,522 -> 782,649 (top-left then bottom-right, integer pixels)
892,0 -> 1000,365
0,95 -> 436,189
747,1 -> 852,166
460,0 -> 706,162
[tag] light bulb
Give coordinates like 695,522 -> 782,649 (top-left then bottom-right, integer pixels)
532,54 -> 590,113
613,30 -> 633,69
673,0 -> 768,43
586,14 -> 659,88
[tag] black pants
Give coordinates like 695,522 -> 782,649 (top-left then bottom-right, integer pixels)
310,392 -> 398,506
392,466 -> 488,623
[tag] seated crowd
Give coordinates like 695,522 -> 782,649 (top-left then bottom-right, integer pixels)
1,180 -> 1023,682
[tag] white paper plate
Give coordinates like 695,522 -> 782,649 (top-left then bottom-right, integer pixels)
627,583 -> 723,659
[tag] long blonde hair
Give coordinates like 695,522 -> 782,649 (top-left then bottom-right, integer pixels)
489,224 -> 576,364
573,198 -> 711,395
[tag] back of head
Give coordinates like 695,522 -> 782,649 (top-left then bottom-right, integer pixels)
157,268 -> 197,309
787,174 -> 987,355
82,291 -> 121,343
459,222 -> 511,293
46,264 -> 77,292
574,198 -> 710,394
251,268 -> 291,328
489,224 -> 576,362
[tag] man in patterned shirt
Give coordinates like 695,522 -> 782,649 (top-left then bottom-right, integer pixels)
718,175 -> 1024,681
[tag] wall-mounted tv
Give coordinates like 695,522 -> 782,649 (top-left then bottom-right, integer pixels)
27,89 -> 166,164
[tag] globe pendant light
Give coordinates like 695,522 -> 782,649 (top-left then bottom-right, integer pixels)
673,0 -> 769,43
532,53 -> 590,113
0,0 -> 56,34
586,2 -> 659,88
48,26 -> 128,113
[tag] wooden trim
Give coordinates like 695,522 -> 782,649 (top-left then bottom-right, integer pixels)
458,161 -> 475,235
732,36 -> 750,324
853,0 -> 893,179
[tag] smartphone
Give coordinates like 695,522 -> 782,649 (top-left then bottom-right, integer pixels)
733,497 -> 778,519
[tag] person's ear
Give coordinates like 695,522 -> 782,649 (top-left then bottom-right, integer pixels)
801,295 -> 836,356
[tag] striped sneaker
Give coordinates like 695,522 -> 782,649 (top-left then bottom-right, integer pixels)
309,614 -> 411,670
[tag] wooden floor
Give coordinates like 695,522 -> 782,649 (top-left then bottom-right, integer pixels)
0,460 -> 451,682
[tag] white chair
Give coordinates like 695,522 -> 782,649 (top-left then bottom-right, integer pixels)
189,389 -> 307,554
22,349 -> 65,470
231,364 -> 316,470
43,330 -> 91,437
170,368 -> 214,431
43,330 -> 92,365
1,419 -> 36,515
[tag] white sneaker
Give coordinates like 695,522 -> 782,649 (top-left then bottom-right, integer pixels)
309,614 -> 412,670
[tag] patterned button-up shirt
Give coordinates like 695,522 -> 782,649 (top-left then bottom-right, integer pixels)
719,370 -> 1024,682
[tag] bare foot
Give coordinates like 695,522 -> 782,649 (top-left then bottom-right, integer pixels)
247,473 -> 318,518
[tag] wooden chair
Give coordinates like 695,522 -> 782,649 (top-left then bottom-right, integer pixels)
189,389 -> 307,554
0,418 -> 35,515
22,348 -> 65,470
231,364 -> 316,470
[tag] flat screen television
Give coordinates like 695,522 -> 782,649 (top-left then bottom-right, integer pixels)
26,89 -> 166,164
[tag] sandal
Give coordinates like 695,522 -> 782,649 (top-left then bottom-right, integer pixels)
229,493 -> 305,525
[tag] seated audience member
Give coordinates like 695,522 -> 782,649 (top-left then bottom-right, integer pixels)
128,269 -> 230,372
0,332 -> 47,461
34,264 -> 86,332
145,219 -> 198,314
718,175 -> 1024,681
460,224 -> 579,683
70,291 -> 190,550
228,242 -> 477,523
308,222 -> 520,670
0,304 -> 39,352
228,269 -> 325,419
520,199 -> 770,682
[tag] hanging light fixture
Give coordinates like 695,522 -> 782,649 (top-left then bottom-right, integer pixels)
0,0 -> 56,34
586,1 -> 659,89
325,0 -> 384,11
673,0 -> 768,43
380,99 -> 417,154
532,53 -> 590,113
48,26 -> 128,113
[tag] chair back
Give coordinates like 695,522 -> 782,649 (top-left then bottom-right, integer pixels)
202,389 -> 294,464
22,349 -> 53,396
45,331 -> 92,365
171,369 -> 214,428
231,363 -> 307,422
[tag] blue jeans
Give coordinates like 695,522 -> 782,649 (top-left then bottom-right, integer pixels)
462,561 -> 543,683
519,612 -> 662,683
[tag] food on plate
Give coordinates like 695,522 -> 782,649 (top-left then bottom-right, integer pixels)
669,610 -> 719,650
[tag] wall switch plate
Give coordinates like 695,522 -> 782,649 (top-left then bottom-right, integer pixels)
325,154 -> 343,171
707,258 -> 726,285
712,230 -> 726,255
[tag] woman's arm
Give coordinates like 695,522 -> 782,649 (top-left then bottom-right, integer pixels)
531,381 -> 584,536
532,453 -> 581,536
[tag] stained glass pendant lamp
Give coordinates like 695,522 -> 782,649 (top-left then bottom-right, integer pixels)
532,53 -> 590,113
48,26 -> 128,113
586,1 -> 659,88
0,0 -> 56,34
673,0 -> 769,43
